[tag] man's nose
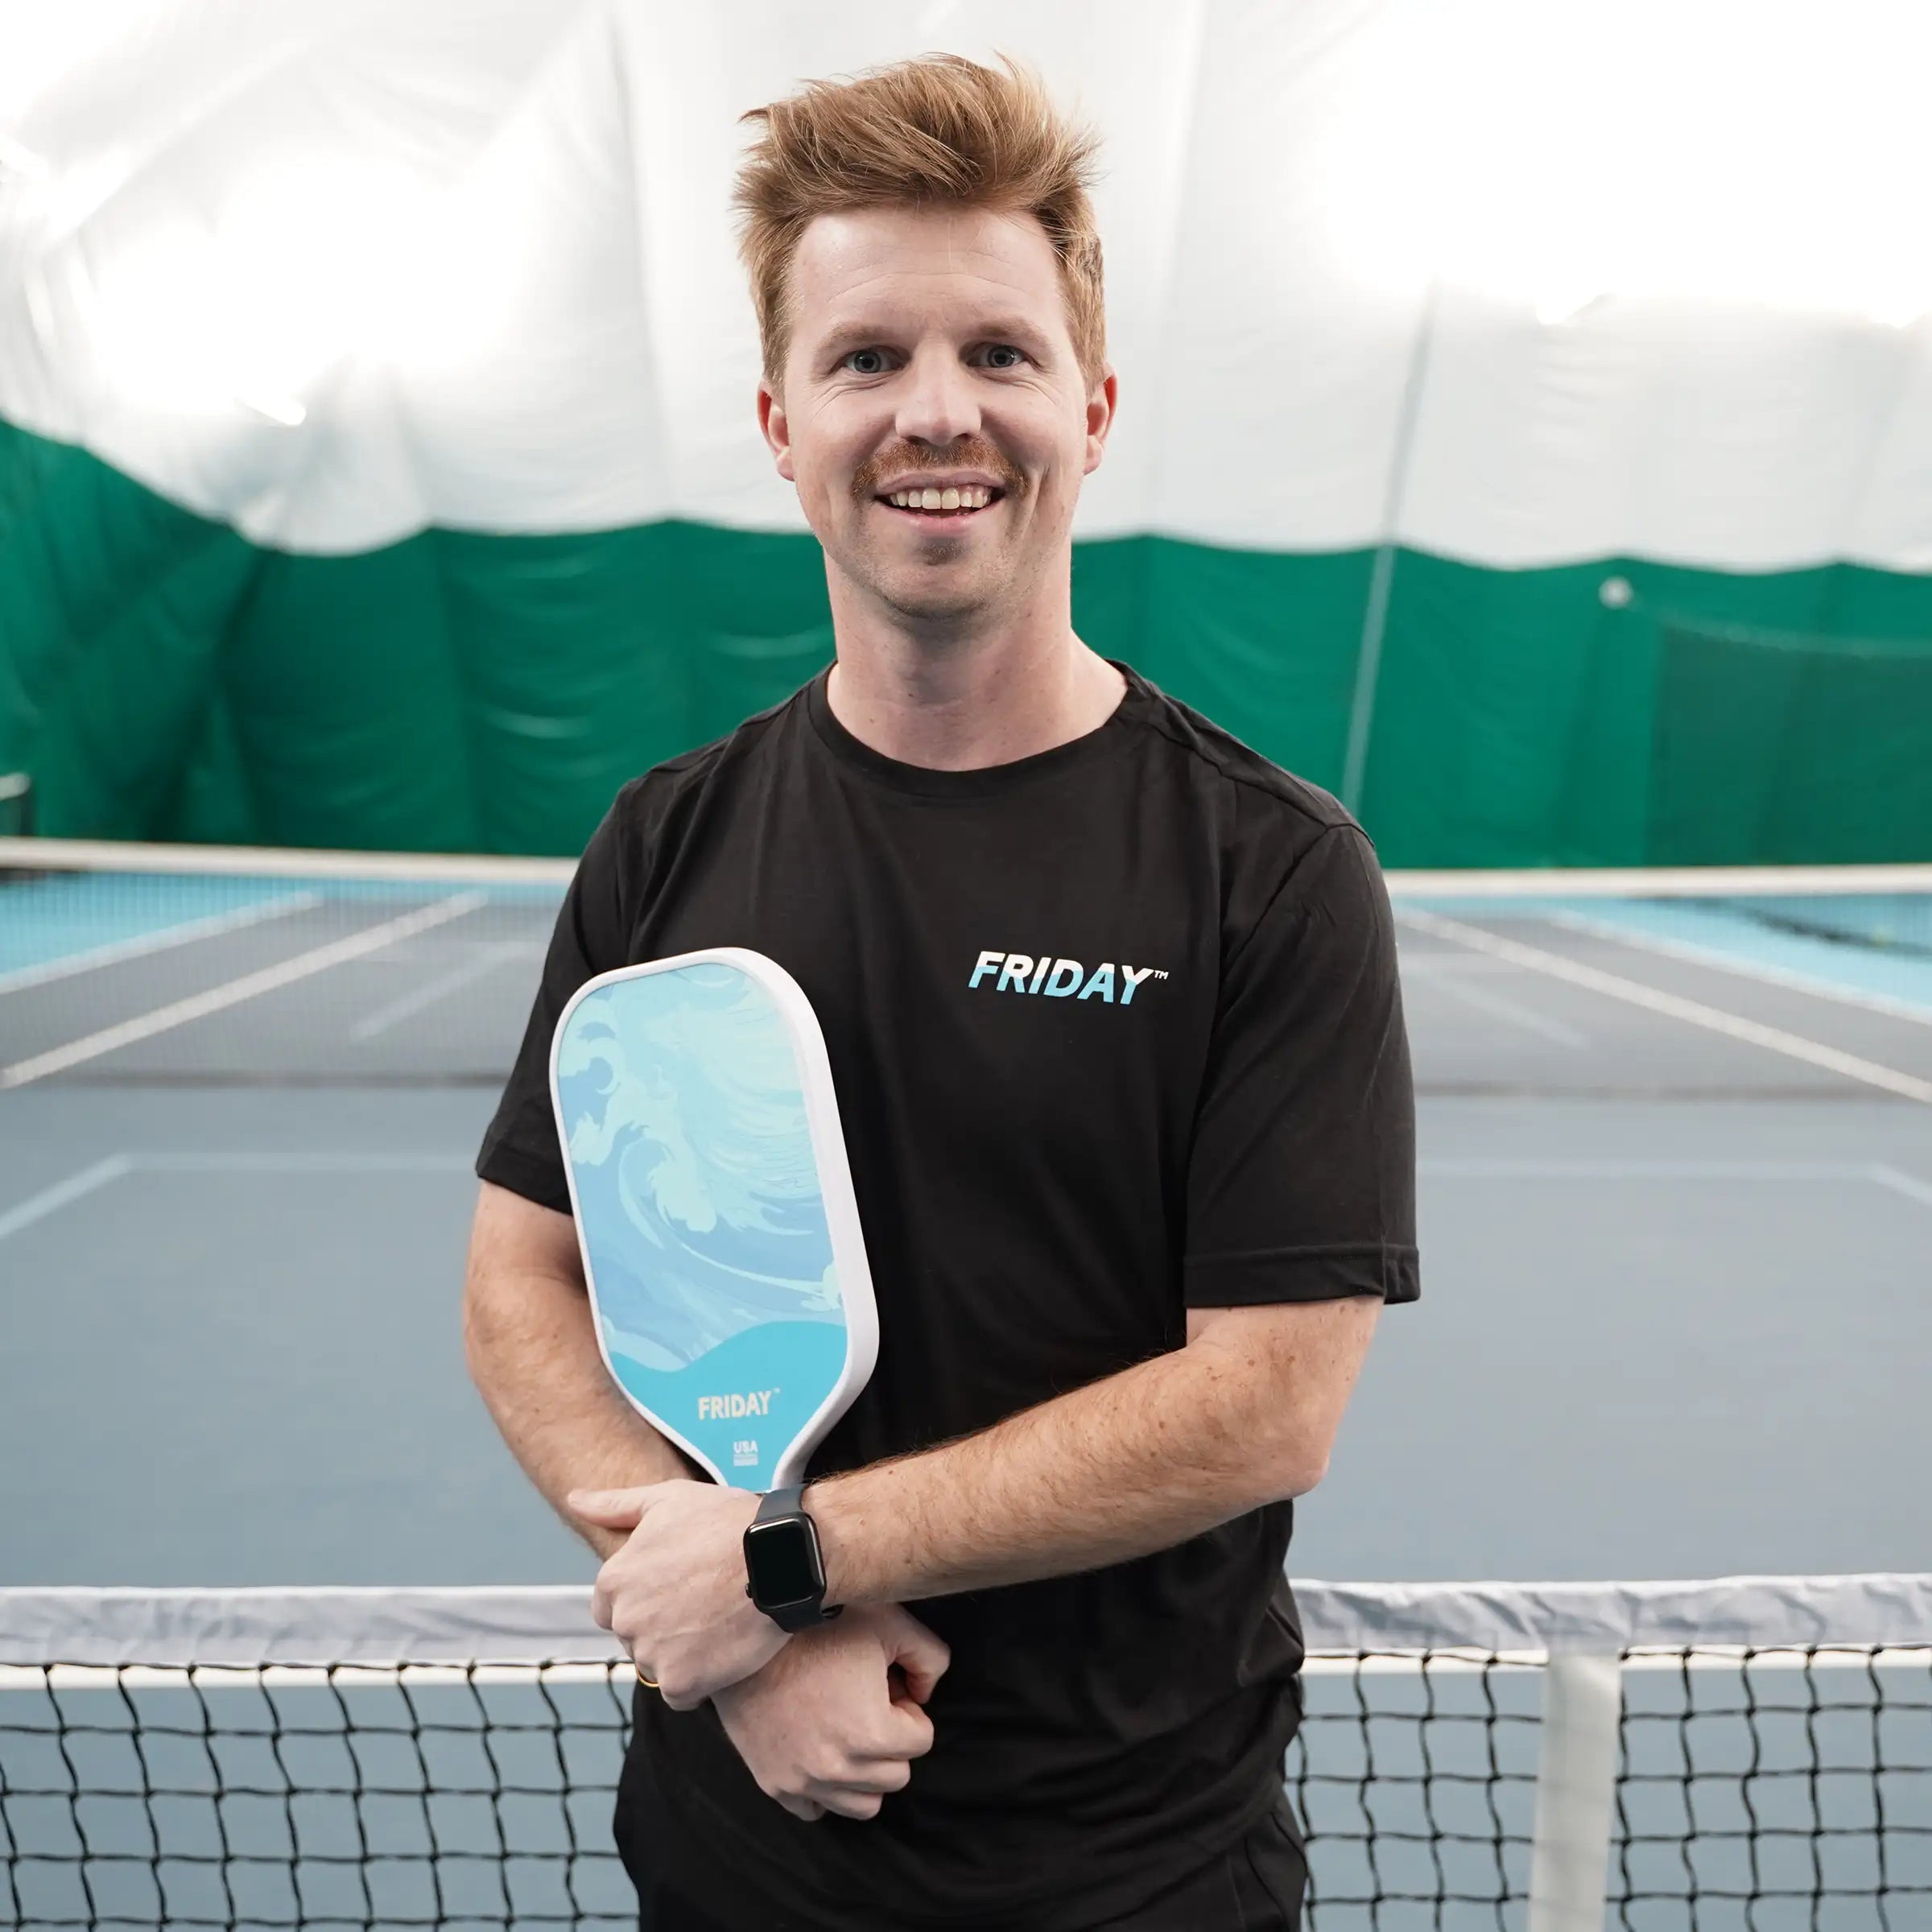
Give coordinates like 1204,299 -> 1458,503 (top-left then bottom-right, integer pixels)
894,346 -> 981,447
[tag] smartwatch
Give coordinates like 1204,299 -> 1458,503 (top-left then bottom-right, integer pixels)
742,1485 -> 843,1633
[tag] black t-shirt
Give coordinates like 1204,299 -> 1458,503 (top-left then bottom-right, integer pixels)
477,664 -> 1419,1931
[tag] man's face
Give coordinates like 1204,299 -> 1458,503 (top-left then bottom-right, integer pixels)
759,204 -> 1113,629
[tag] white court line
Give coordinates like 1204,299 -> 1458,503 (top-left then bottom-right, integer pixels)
1397,908 -> 1932,1106
0,892 -> 322,996
1414,968 -> 1591,1047
0,893 -> 486,1090
0,1151 -> 476,1242
138,1152 -> 476,1174
1389,862 -> 1932,897
1871,1165 -> 1932,1210
1420,1157 -> 1932,1212
0,1157 -> 131,1243
1548,910 -> 1932,1030
350,940 -> 530,1040
1401,953 -> 1558,976
1422,1158 -> 1868,1178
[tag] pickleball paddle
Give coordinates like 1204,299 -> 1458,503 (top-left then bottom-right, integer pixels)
549,948 -> 877,1490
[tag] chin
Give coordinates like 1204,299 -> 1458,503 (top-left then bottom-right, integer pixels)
877,576 -> 1009,625
842,547 -> 1016,625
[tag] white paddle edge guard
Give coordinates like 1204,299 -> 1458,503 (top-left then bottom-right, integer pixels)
547,947 -> 879,1490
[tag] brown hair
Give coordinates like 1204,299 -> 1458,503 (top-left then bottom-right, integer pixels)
734,54 -> 1105,387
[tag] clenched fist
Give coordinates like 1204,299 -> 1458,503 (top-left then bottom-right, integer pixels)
712,1604 -> 951,1821
575,1480 -> 783,1706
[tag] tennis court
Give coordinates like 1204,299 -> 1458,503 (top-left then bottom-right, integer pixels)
4,840 -> 1928,1586
3,844 -> 1929,1579
3,839 -> 1929,1928
9,2 -> 1932,1921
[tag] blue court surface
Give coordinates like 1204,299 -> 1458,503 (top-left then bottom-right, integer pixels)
2,865 -> 1929,1590
0,871 -> 320,987
4,861 -> 1930,1932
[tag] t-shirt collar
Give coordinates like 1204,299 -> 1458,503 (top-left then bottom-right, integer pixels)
803,658 -> 1146,799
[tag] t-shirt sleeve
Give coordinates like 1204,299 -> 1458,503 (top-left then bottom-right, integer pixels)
474,803 -> 631,1214
1183,823 -> 1419,1307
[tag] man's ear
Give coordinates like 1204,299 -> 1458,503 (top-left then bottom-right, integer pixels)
1084,367 -> 1118,477
758,378 -> 795,482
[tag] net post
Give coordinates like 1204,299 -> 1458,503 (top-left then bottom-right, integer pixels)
1525,1649 -> 1622,1932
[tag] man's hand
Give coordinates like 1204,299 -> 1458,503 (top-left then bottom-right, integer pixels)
573,1480 -> 782,1707
712,1605 -> 950,1822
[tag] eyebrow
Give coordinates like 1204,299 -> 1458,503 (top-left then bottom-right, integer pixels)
812,315 -> 1057,359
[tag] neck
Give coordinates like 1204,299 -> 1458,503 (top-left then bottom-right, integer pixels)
823,569 -> 1125,771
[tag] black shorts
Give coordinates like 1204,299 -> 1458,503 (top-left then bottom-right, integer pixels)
625,1794 -> 1307,1932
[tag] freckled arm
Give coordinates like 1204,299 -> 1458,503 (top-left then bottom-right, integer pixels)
806,1298 -> 1380,1604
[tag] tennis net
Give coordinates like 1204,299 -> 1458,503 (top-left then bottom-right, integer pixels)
0,838 -> 569,1089
0,776 -> 31,840
2,837 -> 1930,1093
2,1577 -> 1926,1930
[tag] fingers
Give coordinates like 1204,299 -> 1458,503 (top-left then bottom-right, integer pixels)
759,1734 -> 922,1823
871,1698 -> 936,1762
757,1755 -> 905,1823
566,1484 -> 657,1530
588,1554 -> 633,1637
720,1605 -> 949,1827
814,1790 -> 884,1821
838,1755 -> 916,1797
881,1608 -> 952,1706
801,1756 -> 913,1819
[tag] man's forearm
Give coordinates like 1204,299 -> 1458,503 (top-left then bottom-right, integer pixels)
464,1189 -> 692,1555
808,1298 -> 1377,1605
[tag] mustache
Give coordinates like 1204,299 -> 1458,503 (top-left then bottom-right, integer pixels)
850,440 -> 1027,503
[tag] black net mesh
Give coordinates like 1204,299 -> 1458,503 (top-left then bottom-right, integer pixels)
4,1640 -> 1928,1930
0,1662 -> 635,1929
1289,1647 -> 1932,1930
1611,1647 -> 1932,1931
0,776 -> 31,841
1647,617 -> 1932,868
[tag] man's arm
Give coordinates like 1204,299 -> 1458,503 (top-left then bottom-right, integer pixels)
574,1294 -> 1380,1704
813,1295 -> 1380,1603
463,1179 -> 694,1557
467,1179 -> 955,1813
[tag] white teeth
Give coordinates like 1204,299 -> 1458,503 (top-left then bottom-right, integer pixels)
885,484 -> 997,510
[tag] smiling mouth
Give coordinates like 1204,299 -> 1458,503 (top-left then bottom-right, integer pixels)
869,494 -> 1005,525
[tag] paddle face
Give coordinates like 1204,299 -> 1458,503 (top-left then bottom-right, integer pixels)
550,949 -> 877,1489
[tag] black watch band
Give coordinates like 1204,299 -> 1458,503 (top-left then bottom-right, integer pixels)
743,1484 -> 842,1633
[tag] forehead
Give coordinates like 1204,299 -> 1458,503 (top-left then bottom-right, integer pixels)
786,204 -> 1067,341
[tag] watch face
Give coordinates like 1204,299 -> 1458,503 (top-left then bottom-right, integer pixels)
745,1517 -> 823,1606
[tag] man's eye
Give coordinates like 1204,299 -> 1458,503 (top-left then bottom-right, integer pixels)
838,348 -> 1035,377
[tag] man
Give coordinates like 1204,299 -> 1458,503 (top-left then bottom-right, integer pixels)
467,53 -> 1418,1932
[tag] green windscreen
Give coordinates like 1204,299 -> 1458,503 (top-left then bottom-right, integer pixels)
1647,617 -> 1932,865
5,426 -> 1932,866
